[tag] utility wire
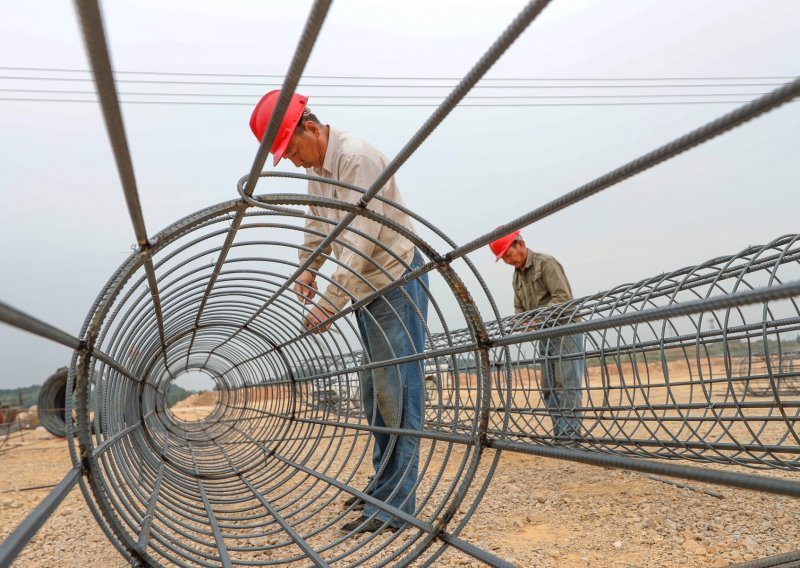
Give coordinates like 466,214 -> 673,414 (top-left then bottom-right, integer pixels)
0,96 -> 775,107
0,65 -> 794,82
0,88 -> 775,99
0,74 -> 790,89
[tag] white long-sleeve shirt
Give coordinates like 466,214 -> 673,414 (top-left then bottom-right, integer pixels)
298,126 -> 416,312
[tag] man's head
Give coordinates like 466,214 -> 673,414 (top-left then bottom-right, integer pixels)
249,90 -> 327,168
282,108 -> 327,169
500,238 -> 528,269
489,229 -> 528,269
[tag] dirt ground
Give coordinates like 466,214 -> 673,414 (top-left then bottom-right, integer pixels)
0,430 -> 126,568
1,424 -> 798,567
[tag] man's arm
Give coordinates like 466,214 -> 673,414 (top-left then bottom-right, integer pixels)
319,153 -> 392,312
513,284 -> 525,314
298,207 -> 333,272
295,207 -> 333,304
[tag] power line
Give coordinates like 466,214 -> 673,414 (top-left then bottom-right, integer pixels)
0,96 -> 770,107
0,87 -> 773,100
0,65 -> 795,82
0,74 -> 790,89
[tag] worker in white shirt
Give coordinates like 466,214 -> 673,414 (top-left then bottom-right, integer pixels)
250,90 -> 428,533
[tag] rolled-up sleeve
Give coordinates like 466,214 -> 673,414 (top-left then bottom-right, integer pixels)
298,206 -> 333,272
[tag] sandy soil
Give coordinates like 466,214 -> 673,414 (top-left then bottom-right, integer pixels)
0,430 -> 126,568
171,391 -> 219,422
2,358 -> 797,566
0,425 -> 798,567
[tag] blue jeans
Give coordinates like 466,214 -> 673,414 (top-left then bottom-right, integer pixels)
538,333 -> 585,440
355,249 -> 428,525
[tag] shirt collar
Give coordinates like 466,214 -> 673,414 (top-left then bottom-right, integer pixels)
517,248 -> 535,272
316,125 -> 339,175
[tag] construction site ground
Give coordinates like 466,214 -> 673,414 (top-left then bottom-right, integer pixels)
1,423 -> 798,567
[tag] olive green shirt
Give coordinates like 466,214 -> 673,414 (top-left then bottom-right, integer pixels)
513,249 -> 574,314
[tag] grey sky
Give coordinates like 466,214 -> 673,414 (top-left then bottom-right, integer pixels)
1,0 -> 798,389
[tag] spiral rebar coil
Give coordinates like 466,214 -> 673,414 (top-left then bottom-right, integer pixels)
37,367 -> 70,438
66,197 -> 504,567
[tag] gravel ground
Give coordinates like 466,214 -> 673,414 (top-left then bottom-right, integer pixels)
1,427 -> 798,567
0,430 -> 125,568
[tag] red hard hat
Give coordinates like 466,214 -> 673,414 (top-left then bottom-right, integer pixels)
489,228 -> 521,261
249,90 -> 309,166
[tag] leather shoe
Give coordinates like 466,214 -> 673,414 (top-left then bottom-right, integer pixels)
343,495 -> 364,510
341,517 -> 395,533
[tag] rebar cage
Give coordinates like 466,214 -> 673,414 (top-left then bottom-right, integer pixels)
1,1 -> 799,567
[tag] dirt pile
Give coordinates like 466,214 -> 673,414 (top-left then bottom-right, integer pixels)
172,390 -> 218,409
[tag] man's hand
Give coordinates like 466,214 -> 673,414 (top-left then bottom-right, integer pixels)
294,270 -> 318,304
304,303 -> 334,333
504,315 -> 535,334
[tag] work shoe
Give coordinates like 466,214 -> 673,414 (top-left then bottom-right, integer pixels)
341,517 -> 396,534
343,495 -> 364,510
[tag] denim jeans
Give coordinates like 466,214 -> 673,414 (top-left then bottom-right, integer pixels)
538,333 -> 585,440
355,249 -> 428,525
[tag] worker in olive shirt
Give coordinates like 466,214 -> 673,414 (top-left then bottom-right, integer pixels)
250,90 -> 428,534
490,229 -> 584,443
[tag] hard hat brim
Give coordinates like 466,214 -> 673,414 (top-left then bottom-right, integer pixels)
271,127 -> 292,166
249,91 -> 309,167
494,243 -> 511,262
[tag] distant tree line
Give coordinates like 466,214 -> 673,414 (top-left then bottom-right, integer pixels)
0,385 -> 40,408
166,383 -> 194,407
0,383 -> 195,409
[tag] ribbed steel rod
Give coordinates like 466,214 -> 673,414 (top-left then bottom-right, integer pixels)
72,0 -> 147,246
486,439 -> 800,497
210,0 -> 553,357
73,0 -> 177,376
185,0 -> 333,368
448,75 -> 800,261
0,301 -> 140,383
0,466 -> 82,566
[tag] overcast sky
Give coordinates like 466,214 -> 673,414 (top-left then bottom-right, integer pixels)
0,0 -> 798,389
